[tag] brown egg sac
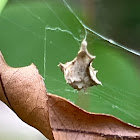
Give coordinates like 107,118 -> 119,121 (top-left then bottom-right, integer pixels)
58,39 -> 102,90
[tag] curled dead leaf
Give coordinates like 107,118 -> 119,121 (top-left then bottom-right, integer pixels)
58,39 -> 102,90
0,51 -> 54,140
0,51 -> 140,140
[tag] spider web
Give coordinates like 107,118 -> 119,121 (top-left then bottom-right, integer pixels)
0,0 -> 140,127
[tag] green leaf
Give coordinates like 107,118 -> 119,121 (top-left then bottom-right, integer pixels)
0,0 -> 8,14
0,0 -> 139,127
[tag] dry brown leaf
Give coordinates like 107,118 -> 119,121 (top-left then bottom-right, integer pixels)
0,51 -> 140,140
0,51 -> 54,140
48,93 -> 140,140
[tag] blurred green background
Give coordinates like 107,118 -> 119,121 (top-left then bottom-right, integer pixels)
0,0 -> 140,139
71,0 -> 140,52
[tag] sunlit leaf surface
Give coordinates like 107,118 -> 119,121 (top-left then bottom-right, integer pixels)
0,0 -> 140,127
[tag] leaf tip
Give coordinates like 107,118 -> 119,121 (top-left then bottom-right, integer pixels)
0,51 -> 8,69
